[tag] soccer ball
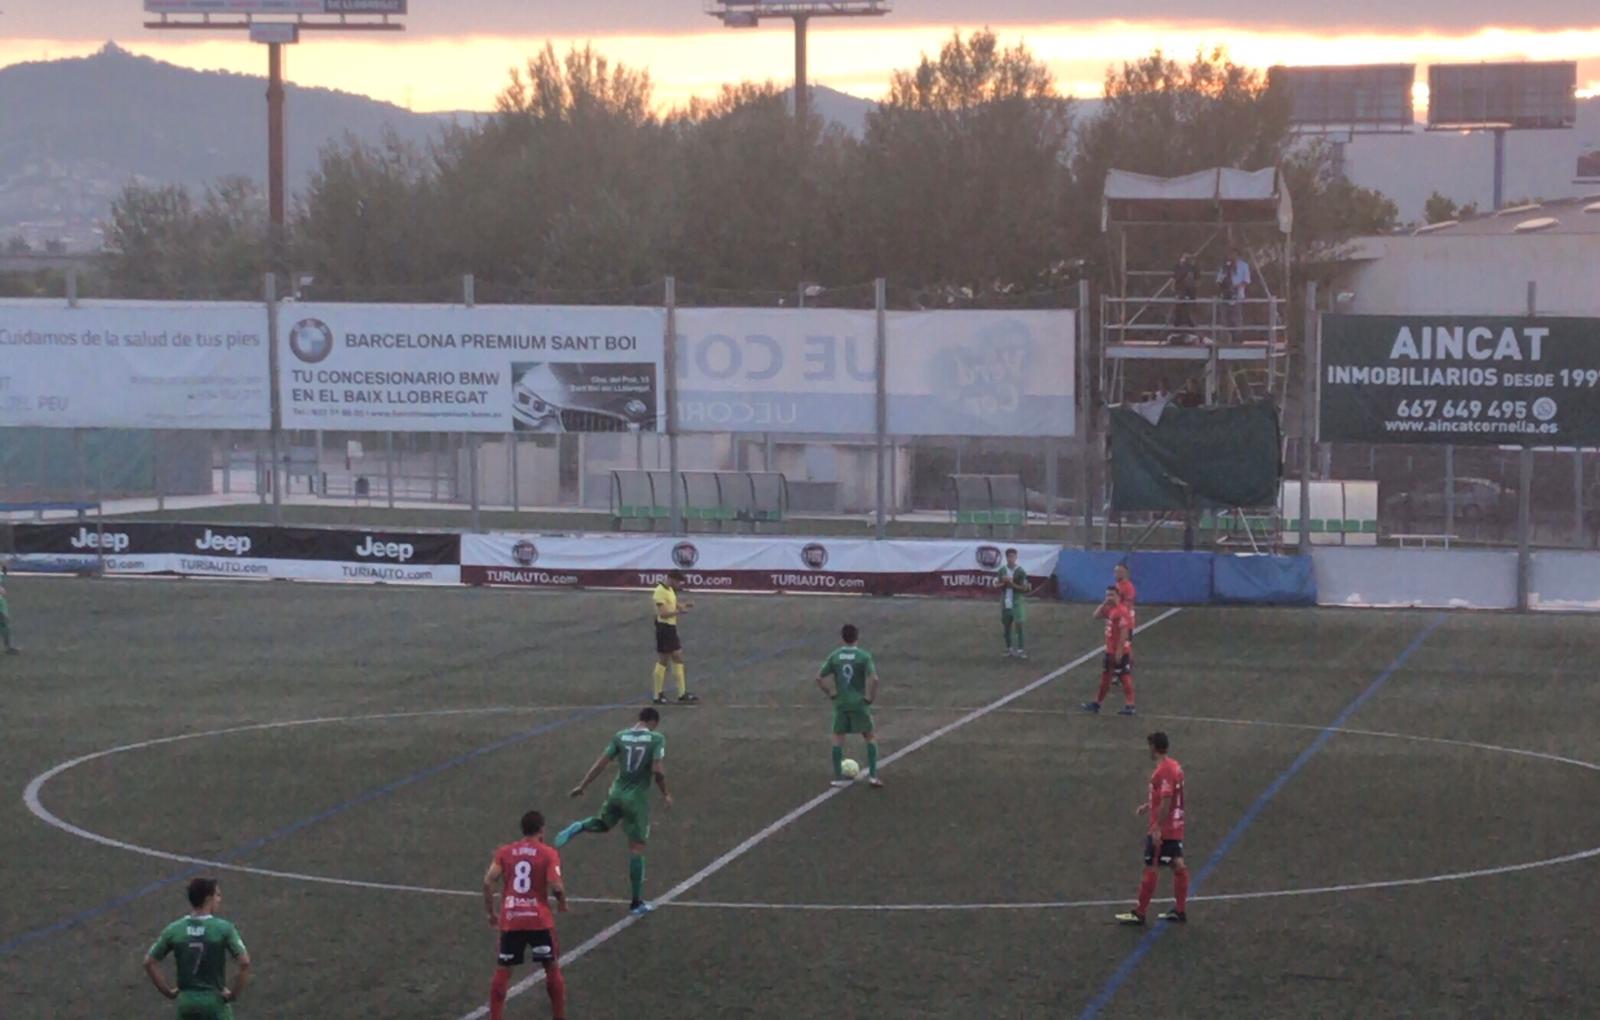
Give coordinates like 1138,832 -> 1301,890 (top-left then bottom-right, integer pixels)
840,758 -> 861,779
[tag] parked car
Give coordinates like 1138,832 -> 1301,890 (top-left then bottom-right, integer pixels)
1383,477 -> 1511,523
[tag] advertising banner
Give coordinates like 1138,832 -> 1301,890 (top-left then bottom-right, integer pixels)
8,522 -> 460,585
674,308 -> 1074,436
279,303 -> 665,433
887,310 -> 1075,437
0,300 -> 270,429
145,2 -> 406,13
1319,314 -> 1600,446
461,534 -> 1061,598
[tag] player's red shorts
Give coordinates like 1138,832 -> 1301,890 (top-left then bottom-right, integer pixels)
497,928 -> 557,967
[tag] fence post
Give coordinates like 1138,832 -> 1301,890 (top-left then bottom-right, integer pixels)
1078,278 -> 1093,550
1517,280 -> 1536,612
386,431 -> 395,509
665,276 -> 682,536
1044,437 -> 1057,528
469,434 -> 482,533
1444,445 -> 1455,537
511,433 -> 521,513
153,431 -> 165,513
874,277 -> 888,541
264,272 -> 284,526
1299,282 -> 1316,550
463,274 -> 475,308
1575,450 -> 1585,548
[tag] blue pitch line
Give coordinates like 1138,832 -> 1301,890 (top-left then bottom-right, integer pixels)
1,628 -> 818,959
1075,614 -> 1447,1020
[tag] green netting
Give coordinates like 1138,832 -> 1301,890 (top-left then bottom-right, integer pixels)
1109,401 -> 1282,511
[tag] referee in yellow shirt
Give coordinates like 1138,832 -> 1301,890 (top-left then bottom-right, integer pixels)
651,570 -> 698,704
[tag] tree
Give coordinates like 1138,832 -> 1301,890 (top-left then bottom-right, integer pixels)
103,178 -> 269,298
1424,191 -> 1459,224
296,132 -> 440,293
848,30 -> 1074,293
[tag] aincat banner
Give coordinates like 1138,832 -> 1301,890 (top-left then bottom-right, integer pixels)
278,303 -> 665,433
461,534 -> 1062,598
1319,314 -> 1600,445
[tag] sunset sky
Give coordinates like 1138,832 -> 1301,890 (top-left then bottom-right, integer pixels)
3,3 -> 1599,112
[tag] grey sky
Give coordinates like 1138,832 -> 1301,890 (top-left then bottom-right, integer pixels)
6,1 -> 1599,39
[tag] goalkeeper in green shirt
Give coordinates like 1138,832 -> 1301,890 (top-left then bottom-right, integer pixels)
817,623 -> 883,789
143,878 -> 252,1020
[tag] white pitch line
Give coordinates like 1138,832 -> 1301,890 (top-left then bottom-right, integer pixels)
456,608 -> 1184,1020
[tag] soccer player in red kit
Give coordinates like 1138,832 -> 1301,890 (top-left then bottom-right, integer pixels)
1083,585 -> 1137,715
1117,731 -> 1189,925
483,810 -> 568,1020
1114,563 -> 1136,614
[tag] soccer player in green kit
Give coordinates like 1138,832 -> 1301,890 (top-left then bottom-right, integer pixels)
817,623 -> 883,788
143,877 -> 252,1020
997,547 -> 1029,659
554,707 -> 672,916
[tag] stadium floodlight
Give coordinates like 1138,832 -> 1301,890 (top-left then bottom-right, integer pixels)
704,1 -> 892,125
1426,62 -> 1576,210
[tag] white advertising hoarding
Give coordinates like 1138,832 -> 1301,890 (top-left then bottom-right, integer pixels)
279,303 -> 666,433
674,308 -> 1074,436
145,1 -> 406,13
0,300 -> 270,429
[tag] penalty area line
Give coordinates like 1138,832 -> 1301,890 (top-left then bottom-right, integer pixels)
457,607 -> 1183,1019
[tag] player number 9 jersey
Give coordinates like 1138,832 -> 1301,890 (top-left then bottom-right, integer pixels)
1148,758 -> 1186,840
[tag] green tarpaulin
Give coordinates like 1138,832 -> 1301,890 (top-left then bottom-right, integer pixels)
1110,400 -> 1282,511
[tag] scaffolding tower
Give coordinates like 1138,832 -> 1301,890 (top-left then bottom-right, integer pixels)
1099,167 -> 1294,410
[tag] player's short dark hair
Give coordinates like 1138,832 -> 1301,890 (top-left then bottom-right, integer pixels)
639,707 -> 661,724
1004,547 -> 1018,556
668,570 -> 687,582
841,623 -> 859,643
1105,585 -> 1119,596
187,877 -> 218,908
521,810 -> 545,836
1147,731 -> 1170,753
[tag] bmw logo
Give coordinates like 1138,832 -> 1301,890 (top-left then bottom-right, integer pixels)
288,318 -> 334,364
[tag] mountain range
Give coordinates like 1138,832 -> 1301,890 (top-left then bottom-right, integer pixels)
2,43 -> 1597,250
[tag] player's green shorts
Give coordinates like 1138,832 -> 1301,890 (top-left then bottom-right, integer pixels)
597,791 -> 651,844
175,991 -> 233,1020
833,703 -> 875,735
1002,604 -> 1026,625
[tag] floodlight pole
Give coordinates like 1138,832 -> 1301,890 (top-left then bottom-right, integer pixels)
267,42 -> 287,261
793,15 -> 809,125
1492,128 -> 1507,211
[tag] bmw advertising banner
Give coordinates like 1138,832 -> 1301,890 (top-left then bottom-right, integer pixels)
0,300 -> 270,429
460,534 -> 1061,599
673,308 -> 1075,437
8,523 -> 460,585
1319,314 -> 1600,446
279,303 -> 665,433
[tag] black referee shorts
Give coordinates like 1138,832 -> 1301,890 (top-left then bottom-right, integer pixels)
655,621 -> 682,654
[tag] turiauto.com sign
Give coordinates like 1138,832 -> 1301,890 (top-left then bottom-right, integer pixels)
1318,314 -> 1600,446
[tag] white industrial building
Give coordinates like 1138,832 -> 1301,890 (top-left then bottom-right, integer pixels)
1335,195 -> 1600,315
